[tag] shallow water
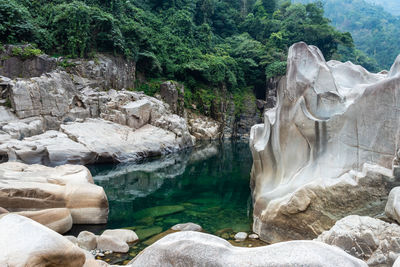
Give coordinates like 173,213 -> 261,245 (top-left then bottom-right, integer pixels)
72,141 -> 259,264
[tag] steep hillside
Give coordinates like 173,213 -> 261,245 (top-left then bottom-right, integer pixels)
294,0 -> 400,70
365,0 -> 400,16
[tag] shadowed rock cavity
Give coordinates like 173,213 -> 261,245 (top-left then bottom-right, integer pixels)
250,42 -> 400,243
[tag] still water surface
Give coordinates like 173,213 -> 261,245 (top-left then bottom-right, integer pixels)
74,141 -> 255,263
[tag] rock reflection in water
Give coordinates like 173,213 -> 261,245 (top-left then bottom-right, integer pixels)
76,141 -> 252,240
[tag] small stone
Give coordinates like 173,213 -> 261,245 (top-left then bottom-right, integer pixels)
104,250 -> 112,255
234,232 -> 248,241
77,231 -> 97,251
97,253 -> 104,257
101,229 -> 138,243
171,223 -> 203,232
97,235 -> 129,253
249,234 -> 259,239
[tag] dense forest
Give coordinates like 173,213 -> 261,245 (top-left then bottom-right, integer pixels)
0,0 -> 375,102
295,0 -> 400,70
365,0 -> 400,16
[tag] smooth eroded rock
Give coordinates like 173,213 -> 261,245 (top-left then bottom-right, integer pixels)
171,222 -> 203,232
15,208 -> 73,234
97,235 -> 129,253
0,214 -> 85,267
250,42 -> 400,243
129,231 -> 367,267
78,231 -> 98,251
101,229 -> 139,243
0,162 -> 108,224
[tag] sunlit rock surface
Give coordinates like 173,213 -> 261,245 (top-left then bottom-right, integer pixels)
128,231 -> 367,267
0,54 -> 194,165
0,162 -> 108,224
250,42 -> 400,243
317,215 -> 400,266
0,214 -> 86,267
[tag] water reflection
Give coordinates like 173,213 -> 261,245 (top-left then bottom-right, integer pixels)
78,141 -> 252,237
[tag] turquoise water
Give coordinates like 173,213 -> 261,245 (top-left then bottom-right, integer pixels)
86,141 -> 253,238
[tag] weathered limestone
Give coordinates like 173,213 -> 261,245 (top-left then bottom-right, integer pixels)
129,231 -> 367,267
160,81 -> 184,116
187,112 -> 221,140
0,162 -> 108,224
0,53 -> 194,165
0,214 -> 86,267
15,208 -> 73,234
385,187 -> 400,224
317,215 -> 400,266
250,42 -> 400,243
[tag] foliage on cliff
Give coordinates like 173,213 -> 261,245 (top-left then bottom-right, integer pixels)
0,0 -> 372,92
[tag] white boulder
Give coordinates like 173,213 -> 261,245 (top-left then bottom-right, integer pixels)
129,231 -> 367,267
0,214 -> 86,267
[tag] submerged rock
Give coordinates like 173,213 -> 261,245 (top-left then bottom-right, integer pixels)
317,215 -> 400,266
135,226 -> 163,240
171,222 -> 203,232
0,162 -> 108,224
234,232 -> 248,241
250,42 -> 400,243
0,214 -> 86,267
133,205 -> 185,220
128,231 -> 367,267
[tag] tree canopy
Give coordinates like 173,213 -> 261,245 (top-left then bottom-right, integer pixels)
0,0 -> 371,92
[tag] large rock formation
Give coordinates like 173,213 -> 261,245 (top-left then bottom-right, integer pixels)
0,54 -> 194,165
0,162 -> 108,224
0,214 -> 86,267
317,215 -> 400,266
250,42 -> 400,243
128,231 -> 367,267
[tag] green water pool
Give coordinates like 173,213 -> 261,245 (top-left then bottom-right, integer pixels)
71,141 -> 255,263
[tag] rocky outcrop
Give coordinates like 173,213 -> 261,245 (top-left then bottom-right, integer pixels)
128,231 -> 367,267
0,57 -> 194,165
317,215 -> 400,266
250,42 -> 400,243
0,214 -> 86,267
160,81 -> 184,117
0,162 -> 108,224
385,187 -> 400,224
0,45 -> 57,79
187,111 -> 221,140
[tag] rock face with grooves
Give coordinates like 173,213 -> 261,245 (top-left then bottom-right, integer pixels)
0,162 -> 108,224
128,231 -> 367,267
0,214 -> 86,267
317,215 -> 400,266
250,42 -> 400,243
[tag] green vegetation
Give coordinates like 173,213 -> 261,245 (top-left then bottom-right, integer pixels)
0,0 -> 366,95
10,45 -> 42,59
295,0 -> 400,70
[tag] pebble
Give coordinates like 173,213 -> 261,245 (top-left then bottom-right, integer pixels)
97,253 -> 105,257
234,232 -> 248,241
249,234 -> 259,239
